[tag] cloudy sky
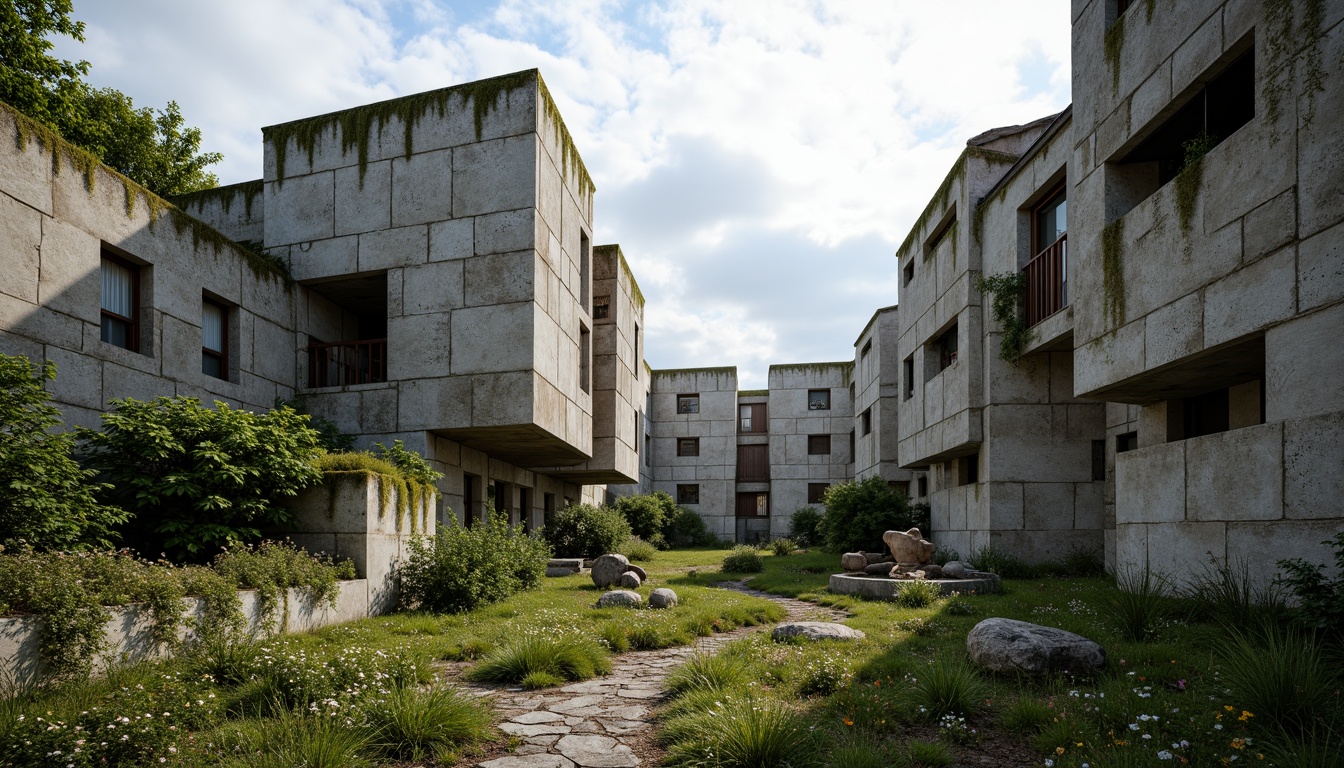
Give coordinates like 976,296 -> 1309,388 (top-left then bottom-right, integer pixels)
56,0 -> 1070,387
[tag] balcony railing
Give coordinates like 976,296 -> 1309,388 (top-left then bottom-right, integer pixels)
1023,234 -> 1067,327
308,338 -> 387,388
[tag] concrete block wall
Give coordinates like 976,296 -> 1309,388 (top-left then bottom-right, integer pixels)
172,180 -> 265,246
0,105 -> 312,429
649,368 -> 738,539
767,363 -> 856,538
852,306 -> 920,495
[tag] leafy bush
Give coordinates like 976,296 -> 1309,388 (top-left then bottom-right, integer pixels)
614,491 -> 676,545
274,394 -> 355,452
722,545 -> 763,573
543,503 -> 631,559
664,505 -> 721,548
788,506 -> 824,547
618,535 -> 657,562
464,635 -> 610,688
893,580 -> 942,609
1276,532 -> 1344,636
769,537 -> 797,556
400,512 -> 549,613
0,354 -> 125,551
820,476 -> 916,553
212,539 -> 353,625
81,396 -> 324,561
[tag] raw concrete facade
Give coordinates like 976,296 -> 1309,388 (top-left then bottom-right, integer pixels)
0,71 -> 640,551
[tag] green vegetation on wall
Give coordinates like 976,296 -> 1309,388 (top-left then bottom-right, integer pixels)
171,179 -> 264,221
1101,218 -> 1126,329
769,362 -> 854,386
896,146 -> 1017,265
1174,132 -> 1216,235
1263,0 -> 1327,138
737,389 -> 768,398
976,272 -> 1033,363
1104,14 -> 1126,94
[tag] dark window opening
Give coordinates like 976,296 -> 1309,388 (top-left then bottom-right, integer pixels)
1183,388 -> 1231,439
902,259 -> 914,287
808,389 -> 831,410
808,434 -> 831,455
202,298 -> 228,380
580,231 -> 591,311
463,473 -> 480,528
861,408 -> 872,436
1117,47 -> 1254,192
861,340 -> 872,359
644,434 -> 651,466
579,324 -> 591,394
593,297 -> 610,320
677,394 -> 699,414
1091,439 -> 1106,481
100,252 -> 140,352
677,484 -> 699,505
917,476 -> 928,497
1116,431 -> 1138,453
927,323 -> 959,380
807,483 -> 829,504
677,437 -> 700,457
903,356 -> 915,400
924,210 -> 956,258
964,452 -> 979,485
848,430 -> 856,462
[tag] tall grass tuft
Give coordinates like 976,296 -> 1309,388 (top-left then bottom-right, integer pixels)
1104,567 -> 1175,642
904,739 -> 953,768
185,634 -> 260,686
770,538 -> 798,556
220,709 -> 372,768
465,635 -> 610,688
893,580 -> 942,609
665,653 -> 750,696
827,730 -> 895,768
1184,556 -> 1285,626
909,655 -> 987,720
998,696 -> 1053,734
663,695 -> 818,768
618,535 -> 657,562
967,546 -> 1036,578
361,685 -> 492,761
1216,623 -> 1341,739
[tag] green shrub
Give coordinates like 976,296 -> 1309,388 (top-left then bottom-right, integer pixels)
618,535 -> 657,562
893,580 -> 942,609
81,396 -> 324,561
827,731 -> 896,768
212,539 -> 352,625
1276,531 -> 1344,636
665,505 -> 720,548
788,506 -> 824,547
909,656 -> 986,720
722,545 -> 763,573
614,491 -> 676,544
769,537 -> 797,556
663,695 -> 818,768
400,512 -> 549,613
820,476 -> 916,553
0,354 -> 126,551
274,394 -> 355,452
464,634 -> 610,688
543,503 -> 631,558
361,684 -> 492,762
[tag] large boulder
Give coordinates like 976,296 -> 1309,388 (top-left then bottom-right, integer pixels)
883,528 -> 934,564
841,553 -> 868,572
942,561 -> 970,579
591,554 -> 630,587
771,622 -> 866,642
596,590 -> 643,608
619,571 -> 642,589
967,618 -> 1106,674
649,588 -> 678,609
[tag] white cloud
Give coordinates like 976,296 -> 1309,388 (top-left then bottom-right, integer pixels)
53,0 -> 1071,381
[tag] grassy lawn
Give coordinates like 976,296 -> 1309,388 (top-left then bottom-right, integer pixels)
656,547 -> 1340,767
0,547 -> 779,767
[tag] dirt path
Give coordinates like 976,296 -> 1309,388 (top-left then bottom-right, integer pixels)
455,582 -> 844,768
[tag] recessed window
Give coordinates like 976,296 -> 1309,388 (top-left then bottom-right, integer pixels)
579,323 -> 591,394
1182,388 -> 1230,440
808,389 -> 831,410
1092,439 -> 1106,482
807,483 -> 829,504
739,403 -> 767,434
100,252 -> 139,352
902,259 -> 914,287
1116,432 -> 1138,453
737,444 -> 769,481
593,297 -> 610,320
903,355 -> 915,400
931,323 -> 958,375
848,430 -> 856,462
964,452 -> 979,485
677,394 -> 699,414
644,434 -> 652,466
202,299 -> 228,380
861,408 -> 872,436
917,476 -> 928,497
807,434 -> 831,455
861,340 -> 872,359
677,437 -> 700,457
677,484 -> 699,505
924,210 -> 956,258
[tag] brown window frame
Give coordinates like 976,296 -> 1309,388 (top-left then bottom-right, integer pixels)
738,402 -> 767,434
100,250 -> 140,352
202,297 -> 229,381
676,483 -> 699,505
1031,182 -> 1068,257
807,434 -> 831,455
677,437 -> 700,457
807,483 -> 829,504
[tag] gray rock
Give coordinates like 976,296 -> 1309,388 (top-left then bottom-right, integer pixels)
625,563 -> 648,581
618,571 -> 642,589
922,563 -> 945,579
771,621 -> 866,642
863,552 -> 893,564
841,552 -> 868,572
596,589 -> 642,608
942,561 -> 969,579
864,562 -> 894,575
591,553 -> 630,588
967,618 -> 1106,674
649,587 -> 678,608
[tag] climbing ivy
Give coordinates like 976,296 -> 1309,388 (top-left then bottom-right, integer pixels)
976,272 -> 1033,363
1101,218 -> 1127,329
1263,0 -> 1327,140
1104,13 -> 1126,94
172,179 -> 264,221
1174,132 -> 1216,235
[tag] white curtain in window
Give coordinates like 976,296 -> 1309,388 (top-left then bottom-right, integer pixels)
101,259 -> 133,317
202,302 -> 224,352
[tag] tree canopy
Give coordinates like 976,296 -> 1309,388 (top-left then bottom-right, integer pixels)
0,0 -> 221,195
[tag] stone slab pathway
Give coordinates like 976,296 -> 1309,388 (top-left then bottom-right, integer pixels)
454,582 -> 845,767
